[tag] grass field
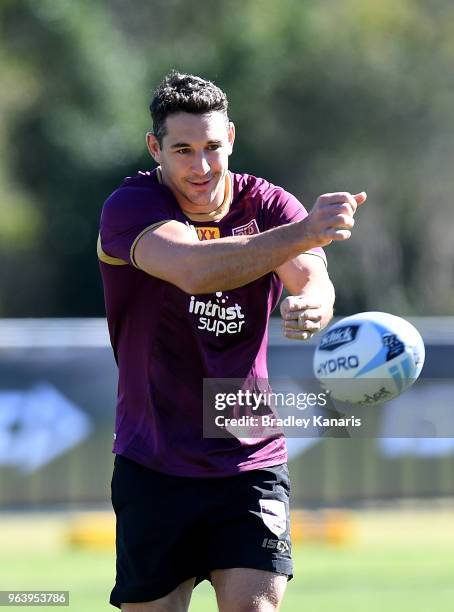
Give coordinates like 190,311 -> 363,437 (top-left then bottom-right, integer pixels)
1,509 -> 454,611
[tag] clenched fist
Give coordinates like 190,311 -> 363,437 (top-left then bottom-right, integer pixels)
301,191 -> 367,248
280,296 -> 326,341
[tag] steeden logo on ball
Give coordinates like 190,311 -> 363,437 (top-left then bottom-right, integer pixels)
313,312 -> 425,406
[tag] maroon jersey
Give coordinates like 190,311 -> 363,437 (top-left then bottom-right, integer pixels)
98,169 -> 325,477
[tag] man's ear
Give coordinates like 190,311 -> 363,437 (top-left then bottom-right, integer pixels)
146,132 -> 161,162
227,122 -> 235,155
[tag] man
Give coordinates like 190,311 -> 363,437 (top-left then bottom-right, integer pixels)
98,71 -> 366,611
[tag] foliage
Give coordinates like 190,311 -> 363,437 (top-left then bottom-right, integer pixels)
1,0 -> 453,315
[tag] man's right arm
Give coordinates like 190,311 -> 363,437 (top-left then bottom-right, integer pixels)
133,191 -> 366,294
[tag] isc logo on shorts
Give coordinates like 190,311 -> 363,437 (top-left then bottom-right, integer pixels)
196,227 -> 220,240
262,538 -> 290,553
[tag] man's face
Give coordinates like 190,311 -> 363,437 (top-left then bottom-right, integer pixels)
147,111 -> 235,213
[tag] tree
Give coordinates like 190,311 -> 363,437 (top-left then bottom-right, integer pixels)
1,0 -> 453,316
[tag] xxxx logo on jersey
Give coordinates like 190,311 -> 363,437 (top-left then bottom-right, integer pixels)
196,227 -> 220,240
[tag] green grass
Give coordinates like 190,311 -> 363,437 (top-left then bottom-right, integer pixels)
1,511 -> 454,611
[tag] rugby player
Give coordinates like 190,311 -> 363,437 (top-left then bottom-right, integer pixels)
98,71 -> 366,611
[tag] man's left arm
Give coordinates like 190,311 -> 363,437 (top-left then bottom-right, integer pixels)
276,253 -> 335,340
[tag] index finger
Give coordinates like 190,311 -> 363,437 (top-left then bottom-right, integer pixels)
319,192 -> 357,207
317,192 -> 358,216
284,300 -> 322,312
282,305 -> 323,320
353,191 -> 367,206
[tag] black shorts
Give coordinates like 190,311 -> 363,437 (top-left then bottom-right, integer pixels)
110,455 -> 293,608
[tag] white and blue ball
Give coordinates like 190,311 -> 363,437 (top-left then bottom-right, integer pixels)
313,312 -> 425,406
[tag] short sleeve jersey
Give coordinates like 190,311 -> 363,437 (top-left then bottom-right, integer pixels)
98,169 -> 326,477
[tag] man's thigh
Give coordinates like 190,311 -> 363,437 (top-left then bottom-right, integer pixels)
110,456 -> 207,609
211,568 -> 287,612
206,464 -> 293,581
120,577 -> 196,612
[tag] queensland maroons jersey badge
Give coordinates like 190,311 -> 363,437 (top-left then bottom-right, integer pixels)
232,219 -> 259,236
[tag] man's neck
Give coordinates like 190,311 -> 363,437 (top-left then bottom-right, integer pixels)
156,167 -> 232,221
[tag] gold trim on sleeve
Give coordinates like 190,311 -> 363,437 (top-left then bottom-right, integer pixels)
97,234 -> 128,266
130,220 -> 172,268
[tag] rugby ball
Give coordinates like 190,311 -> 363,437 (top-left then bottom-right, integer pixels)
313,312 -> 425,406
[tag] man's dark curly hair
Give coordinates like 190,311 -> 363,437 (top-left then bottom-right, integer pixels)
150,71 -> 229,146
